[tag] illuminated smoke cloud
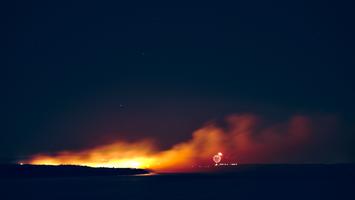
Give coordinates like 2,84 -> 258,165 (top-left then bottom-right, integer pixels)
25,114 -> 340,172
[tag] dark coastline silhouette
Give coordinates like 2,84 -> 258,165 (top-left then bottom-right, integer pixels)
0,164 -> 151,178
0,164 -> 354,200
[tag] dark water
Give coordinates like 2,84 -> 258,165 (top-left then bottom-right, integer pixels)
1,173 -> 354,200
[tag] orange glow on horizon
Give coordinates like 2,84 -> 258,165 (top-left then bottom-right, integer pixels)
23,114 -> 332,172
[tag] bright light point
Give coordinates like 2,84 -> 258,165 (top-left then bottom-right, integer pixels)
213,154 -> 222,164
129,161 -> 140,168
19,163 -> 24,165
218,152 -> 223,156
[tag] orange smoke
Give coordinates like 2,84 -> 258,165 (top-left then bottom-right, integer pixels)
24,114 -> 337,172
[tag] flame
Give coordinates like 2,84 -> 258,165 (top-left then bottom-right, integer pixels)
24,114 -> 338,172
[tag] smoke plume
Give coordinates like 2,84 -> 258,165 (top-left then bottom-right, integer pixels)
25,114 -> 340,172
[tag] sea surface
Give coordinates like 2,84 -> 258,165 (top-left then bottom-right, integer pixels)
1,165 -> 354,200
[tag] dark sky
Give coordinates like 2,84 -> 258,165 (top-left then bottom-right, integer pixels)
4,0 -> 355,162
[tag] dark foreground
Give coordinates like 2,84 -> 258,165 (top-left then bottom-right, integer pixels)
1,164 -> 354,200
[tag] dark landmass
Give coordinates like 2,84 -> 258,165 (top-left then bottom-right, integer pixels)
0,164 -> 354,200
0,164 -> 151,178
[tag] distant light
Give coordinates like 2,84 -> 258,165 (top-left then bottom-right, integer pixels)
213,153 -> 222,164
218,152 -> 223,156
130,161 -> 140,168
19,163 -> 24,165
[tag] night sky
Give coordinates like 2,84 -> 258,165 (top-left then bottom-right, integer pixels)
4,0 -> 355,163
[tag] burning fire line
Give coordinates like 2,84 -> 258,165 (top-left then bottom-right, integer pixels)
23,114 -> 332,172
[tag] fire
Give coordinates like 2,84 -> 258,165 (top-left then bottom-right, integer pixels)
23,114 -> 337,172
28,140 -> 159,169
